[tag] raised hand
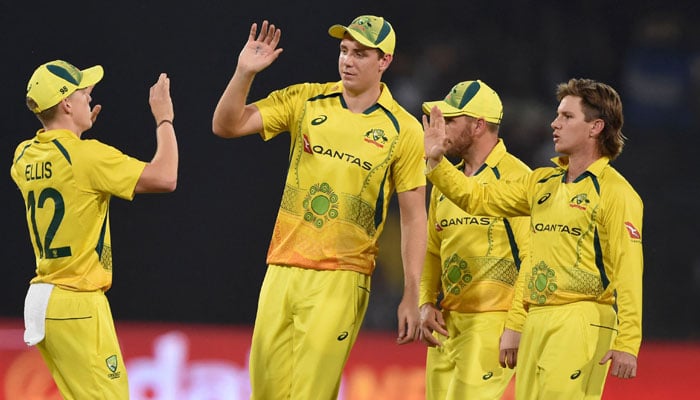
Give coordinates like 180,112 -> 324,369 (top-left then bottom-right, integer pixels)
238,21 -> 284,75
149,73 -> 174,124
422,106 -> 449,166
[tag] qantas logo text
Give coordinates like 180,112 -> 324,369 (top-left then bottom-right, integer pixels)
439,217 -> 491,228
534,223 -> 582,236
309,144 -> 372,170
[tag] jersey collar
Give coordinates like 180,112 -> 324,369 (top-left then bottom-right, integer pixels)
331,81 -> 396,113
34,129 -> 78,143
552,155 -> 611,177
456,139 -> 508,176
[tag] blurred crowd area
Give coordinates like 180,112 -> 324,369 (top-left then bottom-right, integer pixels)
364,5 -> 700,339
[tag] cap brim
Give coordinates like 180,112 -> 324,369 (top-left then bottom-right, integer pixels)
77,65 -> 104,89
422,101 -> 464,117
328,24 -> 378,50
328,24 -> 347,39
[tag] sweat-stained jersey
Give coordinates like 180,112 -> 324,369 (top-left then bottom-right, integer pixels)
11,129 -> 146,292
426,155 -> 644,356
419,139 -> 530,331
254,82 -> 425,275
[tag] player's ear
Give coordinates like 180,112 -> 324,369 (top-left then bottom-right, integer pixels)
379,53 -> 392,72
590,118 -> 604,137
58,98 -> 72,115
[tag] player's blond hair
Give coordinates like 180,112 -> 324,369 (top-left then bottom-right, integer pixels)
27,97 -> 59,124
556,78 -> 626,160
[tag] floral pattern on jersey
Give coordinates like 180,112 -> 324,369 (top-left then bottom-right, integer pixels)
528,261 -> 557,304
442,253 -> 472,295
303,183 -> 339,228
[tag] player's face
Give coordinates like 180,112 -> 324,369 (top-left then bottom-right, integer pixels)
551,95 -> 596,156
444,115 -> 476,158
338,37 -> 390,94
65,87 -> 95,132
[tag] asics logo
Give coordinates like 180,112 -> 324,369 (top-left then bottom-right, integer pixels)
311,115 -> 328,125
537,193 -> 551,204
482,371 -> 493,380
570,370 -> 581,379
337,331 -> 349,341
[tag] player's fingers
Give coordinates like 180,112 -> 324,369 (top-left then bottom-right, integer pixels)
506,350 -> 517,368
265,23 -> 277,44
435,312 -> 446,328
419,328 -> 441,347
159,73 -> 170,92
396,318 -> 407,341
429,107 -> 439,128
270,27 -> 282,49
404,321 -> 417,341
248,22 -> 258,41
432,321 -> 448,337
257,21 -> 269,41
422,114 -> 430,130
90,104 -> 102,124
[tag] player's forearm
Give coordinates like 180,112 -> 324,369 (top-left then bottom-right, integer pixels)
419,252 -> 442,306
135,123 -> 178,193
611,267 -> 643,356
426,158 -> 479,214
398,187 -> 427,297
400,221 -> 427,300
212,68 -> 257,138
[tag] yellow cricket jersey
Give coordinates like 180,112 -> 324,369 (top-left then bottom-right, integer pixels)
420,140 -> 531,331
426,155 -> 644,356
11,129 -> 146,292
254,82 -> 425,275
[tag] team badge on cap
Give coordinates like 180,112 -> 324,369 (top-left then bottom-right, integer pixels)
328,15 -> 396,55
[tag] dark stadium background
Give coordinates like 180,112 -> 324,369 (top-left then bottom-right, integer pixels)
2,0 -> 698,342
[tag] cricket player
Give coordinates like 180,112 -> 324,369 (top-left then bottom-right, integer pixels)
11,59 -> 178,399
423,78 -> 643,400
212,16 -> 427,399
418,80 -> 530,399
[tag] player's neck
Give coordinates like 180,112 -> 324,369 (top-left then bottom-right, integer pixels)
462,137 -> 497,177
564,151 -> 600,183
342,85 -> 381,113
43,119 -> 82,138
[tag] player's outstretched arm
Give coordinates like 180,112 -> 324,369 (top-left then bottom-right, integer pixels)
135,73 -> 178,193
212,20 -> 284,138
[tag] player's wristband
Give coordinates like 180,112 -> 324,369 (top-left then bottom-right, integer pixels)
157,119 -> 173,128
